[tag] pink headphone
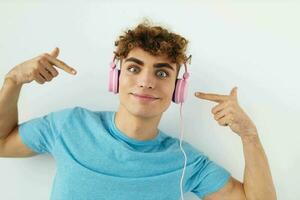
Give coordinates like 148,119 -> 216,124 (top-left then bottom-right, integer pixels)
108,53 -> 191,104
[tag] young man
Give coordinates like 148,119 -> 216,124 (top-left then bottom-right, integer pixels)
0,21 -> 276,200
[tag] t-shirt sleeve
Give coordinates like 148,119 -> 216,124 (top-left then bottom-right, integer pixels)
189,150 -> 231,199
18,107 -> 76,154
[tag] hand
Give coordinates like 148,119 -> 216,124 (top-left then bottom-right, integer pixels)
194,86 -> 258,138
5,47 -> 77,85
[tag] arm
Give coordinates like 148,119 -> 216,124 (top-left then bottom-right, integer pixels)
1,46 -> 76,137
195,87 -> 277,200
0,47 -> 76,157
0,76 -> 38,157
204,132 -> 277,200
0,76 -> 22,140
241,133 -> 277,200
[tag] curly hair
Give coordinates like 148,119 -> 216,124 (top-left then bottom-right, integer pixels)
114,19 -> 191,77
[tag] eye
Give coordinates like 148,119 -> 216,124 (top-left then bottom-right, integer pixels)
127,65 -> 169,78
127,66 -> 139,73
156,70 -> 169,78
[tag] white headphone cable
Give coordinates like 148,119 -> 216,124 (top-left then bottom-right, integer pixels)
179,102 -> 187,200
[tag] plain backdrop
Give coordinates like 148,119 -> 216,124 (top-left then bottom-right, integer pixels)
0,0 -> 299,199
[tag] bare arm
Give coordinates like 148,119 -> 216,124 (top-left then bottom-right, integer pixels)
195,88 -> 276,200
204,133 -> 277,200
0,47 -> 77,157
0,47 -> 76,139
242,133 -> 277,200
0,74 -> 37,157
0,76 -> 22,139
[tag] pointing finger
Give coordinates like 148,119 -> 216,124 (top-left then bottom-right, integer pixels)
43,54 -> 77,75
195,92 -> 229,103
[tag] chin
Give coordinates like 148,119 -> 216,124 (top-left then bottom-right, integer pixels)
119,93 -> 171,119
127,103 -> 162,119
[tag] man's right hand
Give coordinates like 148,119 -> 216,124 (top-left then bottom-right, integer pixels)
5,47 -> 77,85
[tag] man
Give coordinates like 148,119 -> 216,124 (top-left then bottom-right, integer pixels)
0,21 -> 276,199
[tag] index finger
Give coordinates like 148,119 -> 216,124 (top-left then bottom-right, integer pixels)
196,92 -> 229,103
43,54 -> 76,75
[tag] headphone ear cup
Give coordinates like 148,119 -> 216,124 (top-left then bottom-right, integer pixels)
108,65 -> 120,94
172,78 -> 188,103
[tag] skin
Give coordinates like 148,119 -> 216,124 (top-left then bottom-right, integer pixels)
115,47 -> 179,141
0,47 -> 76,141
1,46 -> 276,199
115,47 -> 276,199
194,88 -> 276,199
5,47 -> 76,86
195,87 -> 258,137
115,48 -> 258,141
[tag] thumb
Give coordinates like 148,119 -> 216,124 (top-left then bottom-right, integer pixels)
230,86 -> 238,99
50,47 -> 59,58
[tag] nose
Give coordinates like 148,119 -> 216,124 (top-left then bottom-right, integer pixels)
137,70 -> 155,89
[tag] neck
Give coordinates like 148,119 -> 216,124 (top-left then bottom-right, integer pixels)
114,104 -> 162,141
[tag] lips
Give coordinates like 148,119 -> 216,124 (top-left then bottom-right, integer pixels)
131,93 -> 159,99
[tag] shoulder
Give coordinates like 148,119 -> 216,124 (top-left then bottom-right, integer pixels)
51,106 -> 114,127
203,176 -> 246,200
51,106 -> 105,119
45,106 -> 90,127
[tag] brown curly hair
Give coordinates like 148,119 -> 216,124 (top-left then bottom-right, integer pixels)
114,19 -> 191,77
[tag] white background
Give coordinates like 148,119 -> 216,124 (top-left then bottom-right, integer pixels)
0,0 -> 299,199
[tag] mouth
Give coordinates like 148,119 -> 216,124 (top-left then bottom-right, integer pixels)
130,93 -> 160,102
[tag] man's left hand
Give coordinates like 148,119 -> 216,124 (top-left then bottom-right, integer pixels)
194,86 -> 258,138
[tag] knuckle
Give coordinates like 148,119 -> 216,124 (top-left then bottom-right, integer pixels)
41,56 -> 47,62
37,59 -> 43,65
37,58 -> 46,65
39,55 -> 47,61
44,76 -> 51,81
42,53 -> 49,57
54,72 -> 59,77
37,65 -> 44,71
32,70 -> 39,76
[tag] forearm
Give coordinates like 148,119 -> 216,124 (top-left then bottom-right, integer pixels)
0,74 -> 22,139
241,133 -> 277,200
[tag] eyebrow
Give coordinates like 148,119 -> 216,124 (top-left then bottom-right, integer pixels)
124,57 -> 175,71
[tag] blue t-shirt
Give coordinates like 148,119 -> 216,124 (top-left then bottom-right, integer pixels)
19,106 -> 231,200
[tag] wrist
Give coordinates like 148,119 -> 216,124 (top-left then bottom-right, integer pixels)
241,132 -> 260,144
5,71 -> 22,87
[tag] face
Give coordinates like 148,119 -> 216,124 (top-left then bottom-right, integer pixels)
118,47 -> 178,119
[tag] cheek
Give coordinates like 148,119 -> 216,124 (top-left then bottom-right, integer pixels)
119,73 -> 130,89
118,73 -> 135,96
162,83 -> 176,98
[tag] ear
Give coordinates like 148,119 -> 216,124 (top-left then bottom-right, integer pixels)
120,59 -> 123,68
176,64 -> 180,78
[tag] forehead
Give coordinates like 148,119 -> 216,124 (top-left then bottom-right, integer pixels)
126,47 -> 173,64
